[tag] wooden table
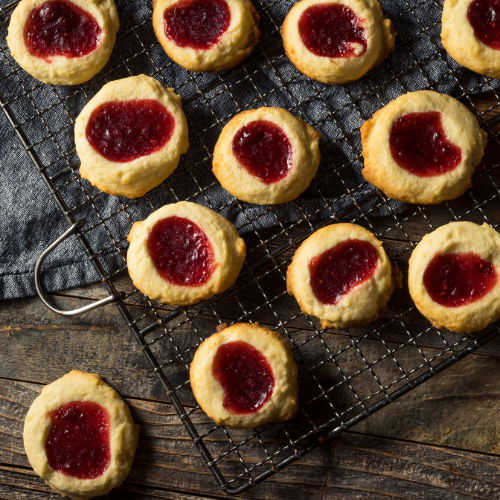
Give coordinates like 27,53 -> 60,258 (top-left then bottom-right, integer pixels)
2,95 -> 500,500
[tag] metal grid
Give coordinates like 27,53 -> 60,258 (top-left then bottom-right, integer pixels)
2,0 -> 500,494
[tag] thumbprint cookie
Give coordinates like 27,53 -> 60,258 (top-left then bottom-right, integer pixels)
442,0 -> 500,79
287,223 -> 401,330
23,370 -> 139,500
281,0 -> 395,84
409,221 -> 500,333
152,0 -> 260,73
7,0 -> 119,85
190,323 -> 299,428
213,107 -> 321,205
127,201 -> 246,306
361,90 -> 487,205
75,75 -> 189,198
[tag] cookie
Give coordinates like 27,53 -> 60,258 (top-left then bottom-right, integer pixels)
281,0 -> 395,84
23,370 -> 139,500
213,107 -> 321,205
153,0 -> 260,73
287,223 -> 401,329
409,221 -> 500,333
75,75 -> 189,198
190,322 -> 299,428
7,0 -> 119,85
361,90 -> 487,205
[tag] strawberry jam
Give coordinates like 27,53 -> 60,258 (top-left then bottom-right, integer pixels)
298,3 -> 367,58
24,0 -> 101,61
212,340 -> 274,414
232,120 -> 293,184
389,112 -> 462,177
468,0 -> 500,50
147,216 -> 215,286
423,252 -> 497,307
164,0 -> 230,50
86,99 -> 174,163
309,239 -> 379,305
45,401 -> 110,479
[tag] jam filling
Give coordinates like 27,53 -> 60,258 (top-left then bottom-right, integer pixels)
45,401 -> 110,479
232,120 -> 293,184
212,340 -> 274,414
389,112 -> 462,178
86,99 -> 174,163
24,0 -> 101,61
298,3 -> 367,58
147,216 -> 215,286
423,252 -> 498,308
309,239 -> 379,305
468,0 -> 500,50
164,0 -> 231,50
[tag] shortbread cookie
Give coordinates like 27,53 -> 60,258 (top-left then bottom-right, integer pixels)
409,221 -> 500,333
153,0 -> 260,72
23,370 -> 139,500
213,107 -> 321,205
281,0 -> 395,84
442,0 -> 500,79
287,223 -> 401,329
361,90 -> 487,205
7,0 -> 119,85
190,323 -> 299,428
127,201 -> 246,305
75,75 -> 189,198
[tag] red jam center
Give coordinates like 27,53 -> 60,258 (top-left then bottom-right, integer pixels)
24,0 -> 101,61
309,239 -> 379,305
212,340 -> 275,414
45,401 -> 110,479
423,252 -> 497,308
468,0 -> 500,50
147,216 -> 215,286
85,100 -> 174,163
164,0 -> 230,50
298,3 -> 367,58
232,120 -> 293,184
389,112 -> 462,178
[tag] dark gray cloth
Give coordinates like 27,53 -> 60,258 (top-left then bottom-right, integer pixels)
0,0 -> 497,300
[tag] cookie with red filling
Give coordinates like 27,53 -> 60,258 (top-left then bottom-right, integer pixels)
409,221 -> 500,333
213,107 -> 321,205
23,370 -> 139,500
361,91 -> 487,205
287,223 -> 401,329
190,323 -> 299,428
281,0 -> 395,84
7,0 -> 119,85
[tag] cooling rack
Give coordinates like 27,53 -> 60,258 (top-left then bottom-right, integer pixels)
3,0 -> 500,494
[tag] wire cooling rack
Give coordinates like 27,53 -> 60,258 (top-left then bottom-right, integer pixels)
3,0 -> 500,494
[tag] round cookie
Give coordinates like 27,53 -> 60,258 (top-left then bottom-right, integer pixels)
408,221 -> 500,333
287,223 -> 401,329
127,201 -> 246,306
7,0 -> 119,85
213,107 -> 321,205
361,90 -> 487,205
281,0 -> 395,84
75,75 -> 189,198
152,0 -> 260,73
442,0 -> 500,79
23,370 -> 139,500
190,322 -> 299,428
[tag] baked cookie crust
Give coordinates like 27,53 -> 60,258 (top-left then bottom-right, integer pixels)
190,322 -> 299,428
23,370 -> 139,500
361,90 -> 487,205
213,107 -> 321,205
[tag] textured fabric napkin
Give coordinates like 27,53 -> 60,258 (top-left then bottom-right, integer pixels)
0,0 -> 497,300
